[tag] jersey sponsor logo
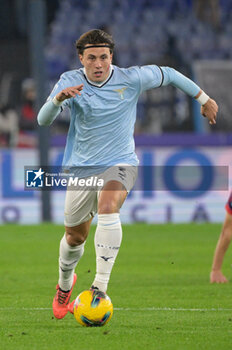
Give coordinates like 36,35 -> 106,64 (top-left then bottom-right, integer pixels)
114,87 -> 128,100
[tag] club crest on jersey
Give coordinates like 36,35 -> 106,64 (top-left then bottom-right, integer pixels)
114,87 -> 128,100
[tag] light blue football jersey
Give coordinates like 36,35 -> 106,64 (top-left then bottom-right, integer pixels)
46,64 -> 200,176
47,64 -> 163,175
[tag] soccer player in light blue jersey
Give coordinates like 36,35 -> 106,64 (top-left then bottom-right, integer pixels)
37,29 -> 218,319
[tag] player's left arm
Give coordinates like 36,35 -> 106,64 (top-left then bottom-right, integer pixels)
160,66 -> 218,125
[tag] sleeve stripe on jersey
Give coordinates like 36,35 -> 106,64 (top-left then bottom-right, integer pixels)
157,66 -> 164,87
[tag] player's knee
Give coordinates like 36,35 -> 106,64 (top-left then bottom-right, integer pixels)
65,228 -> 86,246
98,199 -> 118,214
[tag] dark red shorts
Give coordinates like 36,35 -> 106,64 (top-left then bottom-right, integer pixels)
225,192 -> 232,215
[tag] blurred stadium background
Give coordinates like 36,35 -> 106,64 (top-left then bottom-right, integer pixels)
0,0 -> 232,225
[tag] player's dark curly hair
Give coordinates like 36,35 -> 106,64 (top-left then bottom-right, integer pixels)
76,29 -> 115,55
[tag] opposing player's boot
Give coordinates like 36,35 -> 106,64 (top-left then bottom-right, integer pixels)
53,273 -> 77,319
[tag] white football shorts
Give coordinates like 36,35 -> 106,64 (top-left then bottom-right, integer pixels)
64,165 -> 137,227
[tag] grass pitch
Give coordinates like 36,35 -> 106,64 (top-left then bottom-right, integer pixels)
1,223 -> 232,350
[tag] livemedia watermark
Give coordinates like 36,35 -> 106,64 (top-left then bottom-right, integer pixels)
24,165 -> 229,193
25,167 -> 104,190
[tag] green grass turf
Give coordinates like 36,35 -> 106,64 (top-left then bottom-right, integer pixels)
1,223 -> 232,350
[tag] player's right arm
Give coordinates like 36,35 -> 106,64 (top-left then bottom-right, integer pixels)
37,84 -> 83,126
210,212 -> 232,283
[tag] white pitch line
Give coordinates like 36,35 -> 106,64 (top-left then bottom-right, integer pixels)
114,307 -> 232,312
0,307 -> 232,312
0,307 -> 51,311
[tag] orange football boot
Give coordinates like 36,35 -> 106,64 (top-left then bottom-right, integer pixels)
52,273 -> 77,319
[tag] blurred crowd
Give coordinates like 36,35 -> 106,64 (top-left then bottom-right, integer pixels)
0,78 -> 37,147
0,0 -> 232,147
0,0 -> 59,147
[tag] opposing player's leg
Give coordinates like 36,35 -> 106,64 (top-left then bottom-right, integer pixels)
210,195 -> 232,284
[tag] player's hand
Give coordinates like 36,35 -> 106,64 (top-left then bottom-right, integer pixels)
210,270 -> 228,283
55,84 -> 84,102
201,98 -> 218,125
